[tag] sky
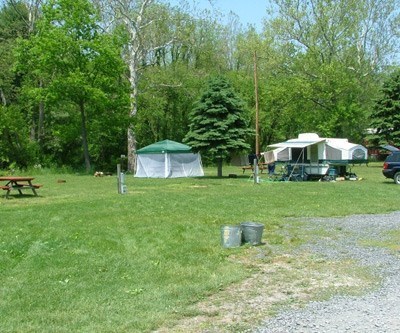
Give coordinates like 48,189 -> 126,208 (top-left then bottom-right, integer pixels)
168,0 -> 269,31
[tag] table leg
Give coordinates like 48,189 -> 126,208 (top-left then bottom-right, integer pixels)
28,180 -> 38,196
3,181 -> 11,199
12,181 -> 23,195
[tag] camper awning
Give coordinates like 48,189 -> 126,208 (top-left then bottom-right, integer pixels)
268,139 -> 325,149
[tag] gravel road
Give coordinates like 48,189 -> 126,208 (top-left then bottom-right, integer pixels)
255,211 -> 400,333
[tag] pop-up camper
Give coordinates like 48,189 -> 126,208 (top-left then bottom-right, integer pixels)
264,133 -> 368,178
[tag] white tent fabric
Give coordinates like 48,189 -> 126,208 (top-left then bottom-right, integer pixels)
325,144 -> 342,160
135,153 -> 204,178
325,138 -> 368,161
263,150 -> 276,164
263,147 -> 290,163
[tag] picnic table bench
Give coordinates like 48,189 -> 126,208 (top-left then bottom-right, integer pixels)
0,177 -> 42,198
241,164 -> 268,174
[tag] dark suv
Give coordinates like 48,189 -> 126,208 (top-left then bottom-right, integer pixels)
382,151 -> 400,184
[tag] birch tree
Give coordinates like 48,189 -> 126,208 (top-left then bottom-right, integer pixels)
100,0 -> 153,171
105,0 -> 210,171
6,0 -> 42,33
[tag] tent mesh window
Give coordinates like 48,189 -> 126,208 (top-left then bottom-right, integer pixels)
352,148 -> 366,160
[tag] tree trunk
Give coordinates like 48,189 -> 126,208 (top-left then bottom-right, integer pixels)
79,100 -> 91,172
0,88 -> 6,106
38,80 -> 45,143
127,125 -> 137,172
114,0 -> 177,172
38,100 -> 45,142
127,59 -> 138,172
116,0 -> 154,172
217,157 -> 223,177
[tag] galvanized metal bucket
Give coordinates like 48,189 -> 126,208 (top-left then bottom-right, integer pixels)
240,222 -> 264,245
221,225 -> 242,248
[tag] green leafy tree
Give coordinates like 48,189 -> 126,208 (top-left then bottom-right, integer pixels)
0,105 -> 36,169
369,69 -> 400,147
184,76 -> 252,177
123,3 -> 233,150
0,2 -> 39,169
260,0 -> 398,142
103,0 -> 235,171
0,1 -> 29,106
16,0 -> 130,171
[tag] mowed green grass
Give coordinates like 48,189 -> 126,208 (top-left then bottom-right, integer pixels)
0,163 -> 398,332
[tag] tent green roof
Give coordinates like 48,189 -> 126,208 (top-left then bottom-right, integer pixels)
136,140 -> 193,154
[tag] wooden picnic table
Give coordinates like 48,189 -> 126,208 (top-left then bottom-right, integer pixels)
241,163 -> 268,174
0,176 -> 42,198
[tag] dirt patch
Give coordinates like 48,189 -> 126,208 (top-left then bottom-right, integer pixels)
154,248 -> 372,333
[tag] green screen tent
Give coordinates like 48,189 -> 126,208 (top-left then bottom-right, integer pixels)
135,140 -> 204,178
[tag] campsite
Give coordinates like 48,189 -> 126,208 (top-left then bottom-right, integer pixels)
1,0 -> 400,331
1,163 -> 400,332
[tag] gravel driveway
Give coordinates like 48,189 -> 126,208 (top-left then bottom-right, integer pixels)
255,211 -> 400,333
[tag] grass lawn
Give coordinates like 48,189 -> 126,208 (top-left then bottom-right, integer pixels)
0,163 -> 399,332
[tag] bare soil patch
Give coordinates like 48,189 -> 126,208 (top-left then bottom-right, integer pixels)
154,247 -> 374,333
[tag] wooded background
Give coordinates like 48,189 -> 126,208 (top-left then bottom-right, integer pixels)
0,0 -> 399,172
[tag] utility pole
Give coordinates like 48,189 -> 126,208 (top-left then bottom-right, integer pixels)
253,50 -> 260,157
253,50 -> 261,184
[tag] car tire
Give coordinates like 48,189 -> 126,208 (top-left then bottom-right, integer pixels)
394,172 -> 400,184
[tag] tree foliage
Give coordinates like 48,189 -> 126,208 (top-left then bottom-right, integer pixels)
0,0 -> 399,171
369,69 -> 400,147
0,1 -> 29,106
184,76 -> 252,176
0,1 -> 37,168
15,0 -> 130,171
261,0 -> 398,142
0,105 -> 36,169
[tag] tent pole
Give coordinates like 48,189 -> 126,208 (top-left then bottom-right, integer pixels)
165,153 -> 168,178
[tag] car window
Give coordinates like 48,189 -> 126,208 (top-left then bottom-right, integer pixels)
386,153 -> 400,162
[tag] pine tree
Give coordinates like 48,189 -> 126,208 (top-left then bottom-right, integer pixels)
370,69 -> 400,147
184,76 -> 252,177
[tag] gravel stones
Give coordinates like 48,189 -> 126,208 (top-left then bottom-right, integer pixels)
255,211 -> 400,333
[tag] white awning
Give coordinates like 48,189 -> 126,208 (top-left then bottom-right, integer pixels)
268,139 -> 325,149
